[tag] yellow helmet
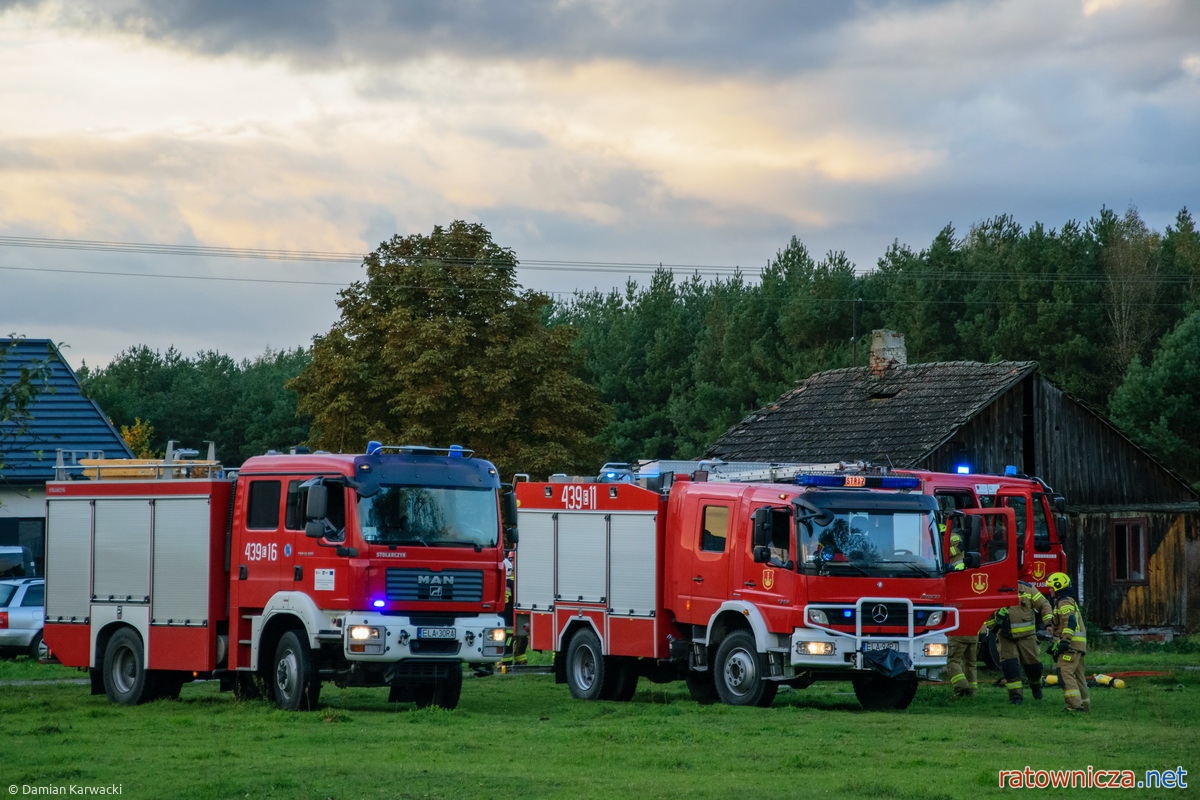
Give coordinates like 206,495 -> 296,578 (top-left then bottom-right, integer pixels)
1046,572 -> 1071,591
948,533 -> 963,557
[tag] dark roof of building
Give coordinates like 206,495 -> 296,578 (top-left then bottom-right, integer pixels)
0,338 -> 133,486
707,360 -> 1038,465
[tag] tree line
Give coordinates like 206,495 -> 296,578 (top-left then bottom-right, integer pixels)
69,209 -> 1200,487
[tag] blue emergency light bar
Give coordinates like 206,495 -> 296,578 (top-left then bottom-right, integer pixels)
796,474 -> 921,490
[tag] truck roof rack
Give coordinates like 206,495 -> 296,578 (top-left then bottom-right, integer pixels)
56,441 -> 223,481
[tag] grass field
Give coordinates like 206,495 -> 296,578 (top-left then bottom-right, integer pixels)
1,641 -> 1196,800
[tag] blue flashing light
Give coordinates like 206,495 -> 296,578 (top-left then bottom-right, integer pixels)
797,474 -> 845,487
449,444 -> 465,458
842,609 -> 853,619
1004,465 -> 1018,477
956,464 -> 971,475
372,599 -> 386,609
367,440 -> 383,456
797,473 -> 921,490
878,475 -> 921,490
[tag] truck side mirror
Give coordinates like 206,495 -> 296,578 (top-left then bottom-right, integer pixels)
306,482 -> 328,520
502,487 -> 519,547
752,507 -> 772,549
1055,514 -> 1069,539
963,552 -> 981,569
305,520 -> 325,539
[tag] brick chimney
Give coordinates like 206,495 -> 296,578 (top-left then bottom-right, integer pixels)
869,330 -> 907,376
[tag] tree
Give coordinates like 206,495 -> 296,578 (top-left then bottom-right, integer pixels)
79,345 -> 312,465
1109,309 -> 1200,490
289,221 -> 605,478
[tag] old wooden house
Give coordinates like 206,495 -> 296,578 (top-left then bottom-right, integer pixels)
707,331 -> 1199,636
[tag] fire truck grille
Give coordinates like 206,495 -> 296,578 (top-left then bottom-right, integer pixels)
386,568 -> 485,602
842,603 -> 938,627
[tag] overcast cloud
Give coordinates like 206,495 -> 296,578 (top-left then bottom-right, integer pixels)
1,0 -> 1197,369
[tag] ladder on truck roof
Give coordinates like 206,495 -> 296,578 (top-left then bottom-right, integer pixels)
637,459 -> 878,484
55,441 -> 223,481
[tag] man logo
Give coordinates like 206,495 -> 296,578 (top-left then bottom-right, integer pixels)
971,573 -> 989,594
762,568 -> 775,590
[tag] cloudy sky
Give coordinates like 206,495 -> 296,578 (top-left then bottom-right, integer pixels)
2,0 -> 1197,370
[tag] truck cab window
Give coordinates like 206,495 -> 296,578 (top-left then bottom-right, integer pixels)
1031,494 -> 1052,550
286,480 -> 347,540
247,480 -> 282,530
766,508 -> 792,567
699,506 -> 729,553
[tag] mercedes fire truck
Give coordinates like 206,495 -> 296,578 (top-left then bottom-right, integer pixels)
43,442 -> 514,711
513,462 -> 978,710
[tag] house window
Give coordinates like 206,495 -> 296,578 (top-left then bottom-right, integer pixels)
1111,519 -> 1147,585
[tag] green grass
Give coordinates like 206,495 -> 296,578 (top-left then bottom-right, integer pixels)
1,647 -> 1196,800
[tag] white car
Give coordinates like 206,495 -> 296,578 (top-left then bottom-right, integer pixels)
0,578 -> 45,659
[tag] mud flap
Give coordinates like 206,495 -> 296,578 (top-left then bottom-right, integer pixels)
863,648 -> 912,678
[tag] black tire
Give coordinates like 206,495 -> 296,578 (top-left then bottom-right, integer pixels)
232,671 -> 267,701
713,630 -> 777,707
413,666 -> 464,710
272,630 -> 321,711
28,631 -> 47,661
565,628 -> 615,701
979,628 -> 1000,670
150,672 -> 185,701
852,673 -> 918,710
103,628 -> 152,705
686,670 -> 719,704
604,657 -> 639,702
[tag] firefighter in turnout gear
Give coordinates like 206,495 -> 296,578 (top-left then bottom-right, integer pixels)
1045,571 -> 1090,712
946,623 -> 981,697
985,581 -> 1053,704
500,554 -> 528,668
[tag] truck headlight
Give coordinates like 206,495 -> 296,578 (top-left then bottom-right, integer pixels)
349,625 -> 381,641
926,611 -> 943,626
924,642 -> 948,657
797,641 -> 834,656
486,628 -> 507,643
807,609 -> 829,625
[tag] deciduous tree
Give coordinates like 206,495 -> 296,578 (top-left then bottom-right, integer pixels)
289,221 -> 605,478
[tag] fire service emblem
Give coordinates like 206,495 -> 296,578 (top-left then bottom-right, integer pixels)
761,568 -> 775,590
971,573 -> 989,594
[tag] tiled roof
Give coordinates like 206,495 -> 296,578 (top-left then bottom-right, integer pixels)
707,361 -> 1037,465
0,338 -> 133,486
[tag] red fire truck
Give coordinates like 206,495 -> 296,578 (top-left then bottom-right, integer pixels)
513,463 -> 988,710
897,466 -> 1068,664
43,442 -> 514,711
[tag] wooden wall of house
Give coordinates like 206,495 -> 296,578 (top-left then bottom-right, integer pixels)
920,385 -> 1028,475
1066,511 -> 1195,633
1032,379 -> 1194,507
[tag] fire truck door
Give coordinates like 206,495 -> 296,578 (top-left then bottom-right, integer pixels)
679,503 -> 734,625
234,478 -> 287,610
944,508 -> 1018,635
739,506 -> 794,619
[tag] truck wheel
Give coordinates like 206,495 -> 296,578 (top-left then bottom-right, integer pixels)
979,628 -> 1000,670
714,630 -> 777,707
103,628 -> 152,705
565,628 -> 614,701
273,630 -> 321,711
604,657 -> 639,702
686,671 -> 719,704
29,631 -> 48,661
852,674 -> 918,710
413,666 -> 463,710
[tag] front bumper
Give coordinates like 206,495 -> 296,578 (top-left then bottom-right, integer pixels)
337,612 -> 506,665
791,598 -> 956,671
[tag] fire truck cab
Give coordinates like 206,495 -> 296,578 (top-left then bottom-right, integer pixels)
515,464 -> 964,710
43,442 -> 513,711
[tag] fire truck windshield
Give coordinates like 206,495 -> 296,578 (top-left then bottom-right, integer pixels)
799,510 -> 940,576
358,485 -> 498,547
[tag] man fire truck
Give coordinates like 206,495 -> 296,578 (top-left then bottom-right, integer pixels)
512,462 -> 1004,710
43,442 -> 514,711
897,466 -> 1068,666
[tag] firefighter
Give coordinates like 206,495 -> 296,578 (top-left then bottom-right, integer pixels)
499,553 -> 528,668
984,581 -> 1053,704
946,530 -> 966,571
1045,571 -> 1090,712
945,624 -> 980,697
